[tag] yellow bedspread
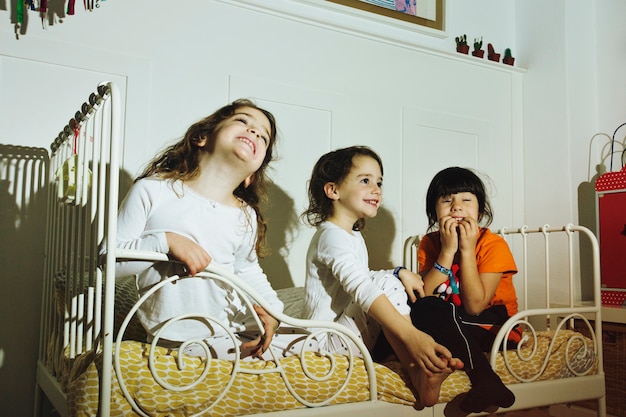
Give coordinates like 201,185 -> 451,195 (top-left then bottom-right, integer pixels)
66,329 -> 596,416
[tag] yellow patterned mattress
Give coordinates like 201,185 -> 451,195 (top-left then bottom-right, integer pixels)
65,327 -> 596,416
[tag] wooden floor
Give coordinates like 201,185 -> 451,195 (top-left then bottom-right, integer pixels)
500,404 -> 611,417
498,408 -> 552,417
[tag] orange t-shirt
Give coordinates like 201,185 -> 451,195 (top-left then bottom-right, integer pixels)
418,228 -> 518,317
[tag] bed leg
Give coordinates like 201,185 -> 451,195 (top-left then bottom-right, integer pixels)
33,383 -> 59,417
597,396 -> 607,417
33,385 -> 43,417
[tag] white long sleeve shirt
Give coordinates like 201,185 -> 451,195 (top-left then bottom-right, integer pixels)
113,177 -> 283,341
302,221 -> 388,322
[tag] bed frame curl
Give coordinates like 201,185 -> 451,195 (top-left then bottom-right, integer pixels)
403,224 -> 606,416
112,252 -> 377,416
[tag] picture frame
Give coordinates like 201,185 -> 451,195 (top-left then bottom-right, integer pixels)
326,0 -> 444,31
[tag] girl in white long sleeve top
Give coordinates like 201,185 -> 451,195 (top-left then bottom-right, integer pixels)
301,146 -> 463,407
113,99 -> 282,358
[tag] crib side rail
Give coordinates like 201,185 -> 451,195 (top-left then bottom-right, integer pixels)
403,224 -> 603,384
496,224 -> 601,311
39,82 -> 122,416
489,224 -> 603,380
403,224 -> 601,317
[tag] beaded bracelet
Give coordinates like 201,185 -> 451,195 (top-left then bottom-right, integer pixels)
393,266 -> 406,279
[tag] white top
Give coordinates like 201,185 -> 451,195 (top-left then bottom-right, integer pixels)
113,177 -> 283,341
302,221 -> 388,322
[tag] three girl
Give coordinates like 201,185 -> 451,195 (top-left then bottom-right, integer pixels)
115,105 -> 516,411
114,99 -> 282,359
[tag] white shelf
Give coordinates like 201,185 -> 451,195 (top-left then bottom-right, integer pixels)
602,306 -> 626,324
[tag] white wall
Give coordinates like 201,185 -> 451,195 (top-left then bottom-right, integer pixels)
2,1 -> 624,415
514,0 -> 626,300
0,0 -> 523,277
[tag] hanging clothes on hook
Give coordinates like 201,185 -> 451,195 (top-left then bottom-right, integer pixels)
67,0 -> 76,15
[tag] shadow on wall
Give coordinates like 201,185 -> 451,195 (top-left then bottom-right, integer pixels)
577,131 -> 625,301
363,206 -> 395,270
0,144 -> 48,417
578,163 -> 604,301
260,181 -> 300,289
118,166 -> 134,207
259,185 -> 398,288
0,143 -> 135,416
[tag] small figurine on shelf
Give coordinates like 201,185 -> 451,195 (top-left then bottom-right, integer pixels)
472,37 -> 484,58
487,43 -> 501,62
455,34 -> 469,54
503,48 -> 515,66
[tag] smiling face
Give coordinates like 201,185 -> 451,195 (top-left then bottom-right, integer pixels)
435,192 -> 480,223
213,106 -> 272,172
326,154 -> 383,231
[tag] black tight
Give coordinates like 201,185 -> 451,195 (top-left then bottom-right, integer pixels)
409,297 -> 515,412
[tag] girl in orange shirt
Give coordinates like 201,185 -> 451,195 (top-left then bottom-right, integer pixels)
410,166 -> 518,412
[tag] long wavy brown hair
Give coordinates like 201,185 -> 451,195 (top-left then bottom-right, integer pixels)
137,99 -> 278,256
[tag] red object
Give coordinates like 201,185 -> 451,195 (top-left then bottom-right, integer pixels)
596,166 -> 626,191
503,57 -> 515,66
472,50 -> 485,58
487,43 -> 500,62
596,166 -> 626,289
456,45 -> 469,54
602,289 -> 626,307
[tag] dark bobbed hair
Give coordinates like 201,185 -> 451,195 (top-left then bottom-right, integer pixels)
425,166 -> 493,231
137,98 -> 278,256
302,146 -> 383,232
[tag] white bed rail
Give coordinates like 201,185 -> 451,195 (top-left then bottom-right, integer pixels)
112,249 -> 378,416
37,81 -> 122,417
403,224 -> 606,416
490,225 -> 602,370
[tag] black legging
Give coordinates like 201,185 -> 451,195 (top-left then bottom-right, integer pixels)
409,296 -> 499,385
372,296 -> 515,411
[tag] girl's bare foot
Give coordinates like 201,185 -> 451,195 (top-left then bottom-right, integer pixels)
410,358 -> 464,407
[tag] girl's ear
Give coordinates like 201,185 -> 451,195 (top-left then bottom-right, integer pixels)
195,135 -> 208,148
323,182 -> 339,200
243,174 -> 254,188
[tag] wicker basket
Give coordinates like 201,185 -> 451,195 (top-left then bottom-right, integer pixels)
574,320 -> 626,416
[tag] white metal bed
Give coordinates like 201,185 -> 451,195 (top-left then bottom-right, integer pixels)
35,82 -> 606,417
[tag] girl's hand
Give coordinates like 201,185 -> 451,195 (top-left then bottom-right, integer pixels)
165,232 -> 212,276
398,269 -> 425,303
241,304 -> 280,358
438,215 -> 460,255
456,217 -> 479,253
406,327 -> 458,376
